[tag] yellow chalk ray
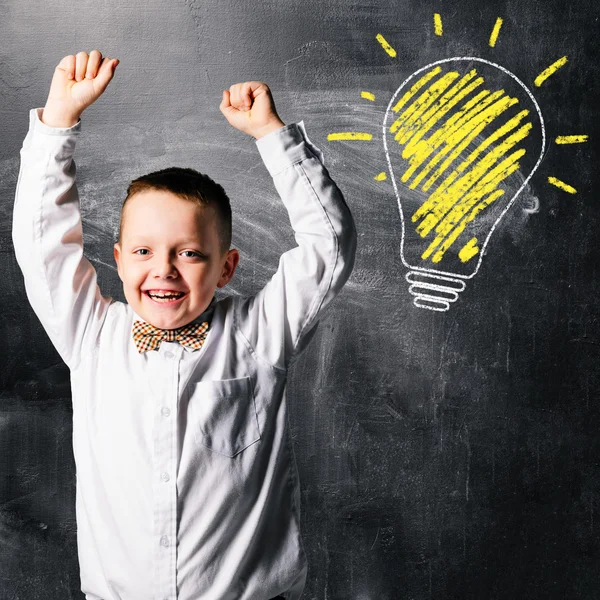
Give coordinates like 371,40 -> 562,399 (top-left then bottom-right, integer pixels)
489,17 -> 503,48
327,132 -> 373,141
361,91 -> 376,101
376,33 -> 397,58
375,171 -> 387,181
459,238 -> 480,262
548,176 -> 577,194
392,67 -> 443,114
434,13 -> 443,36
555,135 -> 588,144
534,56 -> 568,87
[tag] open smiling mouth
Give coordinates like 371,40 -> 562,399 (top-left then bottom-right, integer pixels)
145,291 -> 187,304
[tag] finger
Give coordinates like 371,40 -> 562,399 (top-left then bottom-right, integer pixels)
229,84 -> 242,110
56,54 -> 76,80
219,89 -> 231,111
86,50 -> 103,79
240,82 -> 253,109
75,51 -> 88,82
219,90 -> 237,119
92,57 -> 119,95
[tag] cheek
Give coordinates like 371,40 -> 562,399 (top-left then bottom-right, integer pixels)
123,265 -> 144,288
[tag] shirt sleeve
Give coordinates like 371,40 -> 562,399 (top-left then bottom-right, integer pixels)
235,121 -> 357,371
12,107 -> 112,371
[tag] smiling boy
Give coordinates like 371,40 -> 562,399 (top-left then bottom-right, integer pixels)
12,50 -> 356,600
113,183 -> 239,331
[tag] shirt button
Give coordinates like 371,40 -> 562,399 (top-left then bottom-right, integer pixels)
160,535 -> 169,547
164,351 -> 173,359
161,407 -> 171,417
161,472 -> 170,482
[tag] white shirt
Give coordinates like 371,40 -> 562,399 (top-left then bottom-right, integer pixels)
12,107 -> 357,600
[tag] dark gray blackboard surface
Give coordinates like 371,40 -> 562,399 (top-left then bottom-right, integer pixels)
2,0 -> 599,598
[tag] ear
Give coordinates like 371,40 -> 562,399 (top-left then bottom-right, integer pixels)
216,248 -> 240,288
113,243 -> 124,282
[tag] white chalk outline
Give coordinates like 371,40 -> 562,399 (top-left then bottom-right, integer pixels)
382,57 -> 546,309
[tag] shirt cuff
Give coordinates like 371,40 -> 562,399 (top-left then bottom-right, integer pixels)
255,120 -> 324,178
30,107 -> 82,135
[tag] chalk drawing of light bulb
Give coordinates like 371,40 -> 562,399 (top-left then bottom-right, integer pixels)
383,57 -> 546,311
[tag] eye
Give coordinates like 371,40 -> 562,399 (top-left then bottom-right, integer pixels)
182,250 -> 202,258
134,249 -> 149,255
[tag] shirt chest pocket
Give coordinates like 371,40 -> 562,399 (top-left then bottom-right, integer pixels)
188,377 -> 261,457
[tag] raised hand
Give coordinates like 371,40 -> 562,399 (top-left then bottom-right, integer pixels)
220,81 -> 285,139
42,50 -> 120,128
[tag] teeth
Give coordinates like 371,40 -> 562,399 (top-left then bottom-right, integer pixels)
148,291 -> 183,298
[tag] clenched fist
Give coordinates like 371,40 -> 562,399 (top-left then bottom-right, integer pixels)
42,50 -> 119,128
220,82 -> 285,139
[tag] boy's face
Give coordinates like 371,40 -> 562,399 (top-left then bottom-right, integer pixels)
113,190 -> 239,330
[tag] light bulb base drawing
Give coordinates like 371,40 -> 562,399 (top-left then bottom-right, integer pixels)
405,271 -> 467,312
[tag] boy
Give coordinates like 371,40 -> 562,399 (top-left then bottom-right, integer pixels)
12,50 -> 356,600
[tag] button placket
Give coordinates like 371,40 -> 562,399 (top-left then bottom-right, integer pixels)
153,343 -> 178,598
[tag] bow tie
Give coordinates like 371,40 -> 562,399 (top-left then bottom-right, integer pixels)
132,320 -> 210,354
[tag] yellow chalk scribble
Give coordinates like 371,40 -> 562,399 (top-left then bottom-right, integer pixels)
458,238 -> 480,262
489,17 -> 503,47
361,91 -> 376,101
434,13 -> 443,36
376,34 -> 397,58
388,65 -> 534,263
548,176 -> 577,194
555,135 -> 588,144
534,56 -> 568,87
375,172 -> 387,181
327,132 -> 373,141
392,66 -> 442,114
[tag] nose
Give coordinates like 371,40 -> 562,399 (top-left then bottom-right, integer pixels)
153,252 -> 179,279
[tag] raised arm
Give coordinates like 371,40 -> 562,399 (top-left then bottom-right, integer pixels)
220,82 -> 357,370
12,51 -> 119,371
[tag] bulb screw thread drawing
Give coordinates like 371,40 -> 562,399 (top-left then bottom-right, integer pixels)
405,271 -> 467,312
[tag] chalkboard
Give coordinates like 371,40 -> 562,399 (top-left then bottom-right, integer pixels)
2,0 -> 599,597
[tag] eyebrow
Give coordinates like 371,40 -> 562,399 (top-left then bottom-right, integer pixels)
129,237 -> 202,245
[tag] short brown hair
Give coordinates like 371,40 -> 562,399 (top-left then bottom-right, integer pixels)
118,167 -> 232,254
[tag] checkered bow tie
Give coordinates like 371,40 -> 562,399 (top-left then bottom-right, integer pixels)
132,320 -> 210,353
